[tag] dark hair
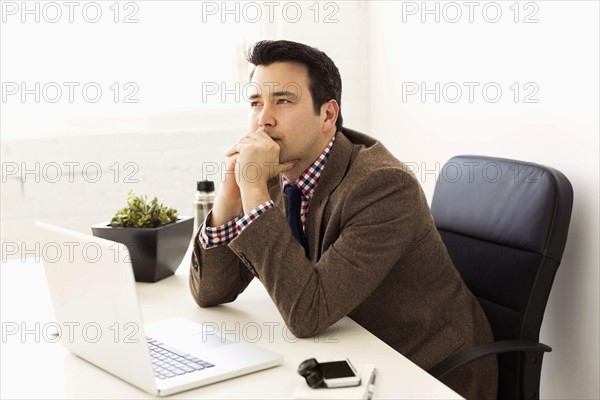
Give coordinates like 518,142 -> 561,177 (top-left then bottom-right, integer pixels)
247,40 -> 343,131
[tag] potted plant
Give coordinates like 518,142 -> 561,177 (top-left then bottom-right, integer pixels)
91,191 -> 193,283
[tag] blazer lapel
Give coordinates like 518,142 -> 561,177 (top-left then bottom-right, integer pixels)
267,130 -> 354,261
306,131 -> 354,260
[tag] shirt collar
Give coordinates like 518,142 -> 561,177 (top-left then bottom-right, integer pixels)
282,135 -> 336,199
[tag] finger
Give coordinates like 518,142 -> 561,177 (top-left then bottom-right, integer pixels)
226,132 -> 273,155
245,130 -> 269,142
224,145 -> 238,156
225,141 -> 252,156
225,139 -> 247,156
253,127 -> 267,136
225,133 -> 259,155
247,131 -> 280,147
224,153 -> 238,169
254,128 -> 278,142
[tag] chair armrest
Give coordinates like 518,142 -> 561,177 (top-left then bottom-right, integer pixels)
428,340 -> 552,379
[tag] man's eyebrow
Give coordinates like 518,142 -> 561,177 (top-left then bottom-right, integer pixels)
247,91 -> 299,101
248,93 -> 261,101
271,91 -> 299,99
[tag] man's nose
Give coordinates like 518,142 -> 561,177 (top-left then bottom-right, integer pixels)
257,103 -> 275,127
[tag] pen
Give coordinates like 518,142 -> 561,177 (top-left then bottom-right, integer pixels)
366,368 -> 377,400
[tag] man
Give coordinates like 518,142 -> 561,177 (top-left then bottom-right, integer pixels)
190,40 -> 497,398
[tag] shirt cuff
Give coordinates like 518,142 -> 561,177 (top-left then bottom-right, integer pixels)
201,211 -> 240,249
236,200 -> 274,233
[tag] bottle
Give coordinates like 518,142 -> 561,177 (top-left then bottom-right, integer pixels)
193,180 -> 215,233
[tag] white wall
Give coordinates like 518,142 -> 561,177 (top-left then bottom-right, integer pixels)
368,1 -> 599,398
0,1 -> 261,139
0,113 -> 246,246
1,1 -> 371,245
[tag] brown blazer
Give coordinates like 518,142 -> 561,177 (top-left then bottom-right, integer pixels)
190,128 -> 497,399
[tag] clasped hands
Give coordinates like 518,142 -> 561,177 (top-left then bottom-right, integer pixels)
209,128 -> 298,226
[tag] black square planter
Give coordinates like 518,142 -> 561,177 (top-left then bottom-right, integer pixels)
91,217 -> 194,283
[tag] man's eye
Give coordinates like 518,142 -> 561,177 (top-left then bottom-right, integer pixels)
250,101 -> 262,107
278,99 -> 291,104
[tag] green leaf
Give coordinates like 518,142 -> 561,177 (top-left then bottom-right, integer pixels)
110,192 -> 178,228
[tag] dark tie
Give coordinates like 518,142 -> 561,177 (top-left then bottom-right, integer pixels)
284,184 -> 308,253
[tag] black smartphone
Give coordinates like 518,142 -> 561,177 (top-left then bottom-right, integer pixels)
320,359 -> 361,388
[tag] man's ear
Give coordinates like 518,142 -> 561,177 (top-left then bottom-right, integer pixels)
321,100 -> 339,133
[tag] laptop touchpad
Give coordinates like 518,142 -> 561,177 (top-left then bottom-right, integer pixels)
145,318 -> 236,354
195,330 -> 235,349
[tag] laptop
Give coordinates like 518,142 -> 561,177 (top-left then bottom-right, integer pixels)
35,222 -> 283,396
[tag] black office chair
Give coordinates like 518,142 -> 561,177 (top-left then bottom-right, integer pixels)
428,155 -> 573,400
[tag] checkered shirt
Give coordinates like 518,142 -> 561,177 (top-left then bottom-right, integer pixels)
201,136 -> 336,249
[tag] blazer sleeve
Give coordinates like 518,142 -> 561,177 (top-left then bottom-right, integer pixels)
226,168 -> 432,338
189,226 -> 255,308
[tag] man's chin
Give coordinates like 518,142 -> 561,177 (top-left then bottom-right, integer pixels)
279,157 -> 300,165
281,160 -> 303,177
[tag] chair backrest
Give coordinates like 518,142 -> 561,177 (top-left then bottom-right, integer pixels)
430,155 -> 573,396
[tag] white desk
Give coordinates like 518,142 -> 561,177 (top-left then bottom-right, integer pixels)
0,258 -> 462,399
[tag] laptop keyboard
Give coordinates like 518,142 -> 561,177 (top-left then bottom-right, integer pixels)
147,337 -> 215,380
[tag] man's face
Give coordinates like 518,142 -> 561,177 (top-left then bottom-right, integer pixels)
248,62 -> 330,175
